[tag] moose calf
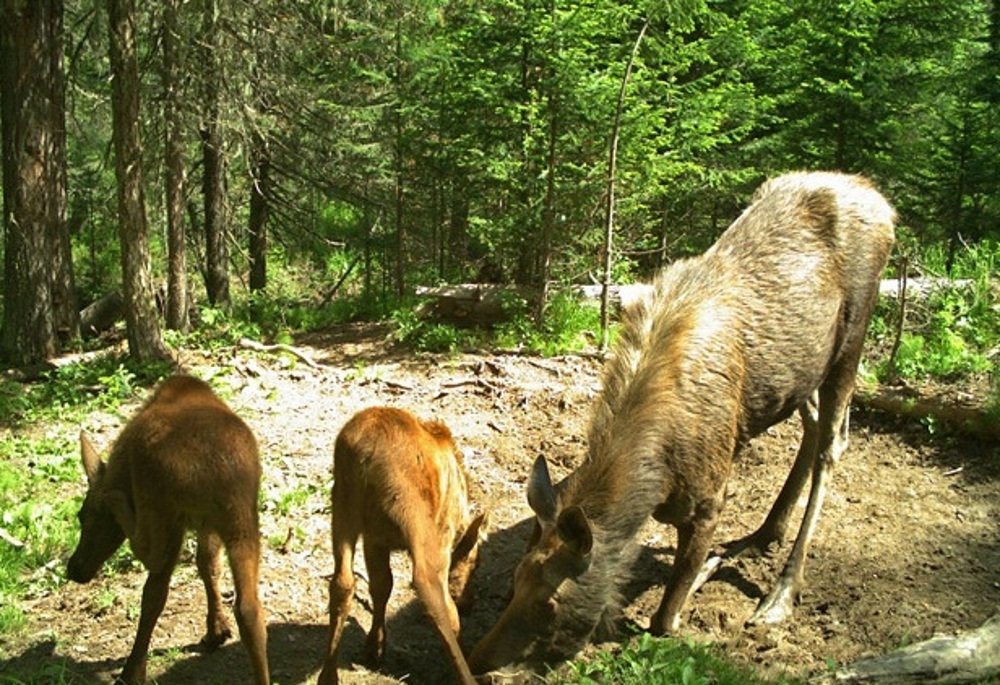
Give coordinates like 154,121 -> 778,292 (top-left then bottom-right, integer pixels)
66,375 -> 269,685
317,406 -> 487,685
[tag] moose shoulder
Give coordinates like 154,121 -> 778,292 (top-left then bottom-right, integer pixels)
469,171 -> 896,676
66,375 -> 270,685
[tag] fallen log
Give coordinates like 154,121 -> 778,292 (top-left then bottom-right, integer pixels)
854,384 -> 1000,442
414,278 -> 971,326
811,614 -> 1000,684
79,291 -> 124,337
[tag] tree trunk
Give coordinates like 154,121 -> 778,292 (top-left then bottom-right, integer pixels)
0,0 -> 65,365
46,0 -> 79,343
162,0 -> 188,332
200,0 -> 229,308
106,0 -> 169,362
248,40 -> 271,295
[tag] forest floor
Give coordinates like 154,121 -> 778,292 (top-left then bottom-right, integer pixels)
3,322 -> 999,684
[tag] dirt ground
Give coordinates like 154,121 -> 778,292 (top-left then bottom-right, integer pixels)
3,322 -> 999,684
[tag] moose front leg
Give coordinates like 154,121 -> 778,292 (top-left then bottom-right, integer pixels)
650,511 -> 720,635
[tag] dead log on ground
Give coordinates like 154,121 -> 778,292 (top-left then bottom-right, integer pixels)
80,291 -> 124,337
854,384 -> 1000,442
811,614 -> 1000,684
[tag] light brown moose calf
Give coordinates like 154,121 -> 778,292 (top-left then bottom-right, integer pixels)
66,375 -> 269,685
317,406 -> 487,685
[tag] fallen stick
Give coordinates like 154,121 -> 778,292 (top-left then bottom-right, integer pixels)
238,337 -> 320,369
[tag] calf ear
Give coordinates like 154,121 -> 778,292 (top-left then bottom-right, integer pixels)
453,511 -> 488,561
557,505 -> 593,557
105,490 -> 136,539
80,431 -> 103,485
527,456 -> 557,525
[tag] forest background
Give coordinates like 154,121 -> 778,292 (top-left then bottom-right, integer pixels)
1,0 -> 998,370
1,2 -> 999,684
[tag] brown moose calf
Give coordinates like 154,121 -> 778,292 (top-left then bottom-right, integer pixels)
317,406 -> 487,685
66,375 -> 269,685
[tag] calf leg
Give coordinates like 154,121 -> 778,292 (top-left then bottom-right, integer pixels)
411,547 -> 476,685
227,536 -> 269,685
361,539 -> 393,666
749,377 -> 852,625
120,525 -> 183,685
196,529 -> 232,649
318,524 -> 360,685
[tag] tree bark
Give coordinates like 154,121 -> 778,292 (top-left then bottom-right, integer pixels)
162,0 -> 189,331
106,0 -> 169,361
200,0 -> 230,308
0,0 -> 68,364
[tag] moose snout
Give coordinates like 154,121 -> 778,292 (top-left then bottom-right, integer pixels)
66,553 -> 97,584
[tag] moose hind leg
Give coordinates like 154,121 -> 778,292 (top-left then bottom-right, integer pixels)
361,539 -> 393,666
197,529 -> 233,649
732,393 -> 820,556
750,380 -> 852,625
318,524 -> 359,685
227,536 -> 270,685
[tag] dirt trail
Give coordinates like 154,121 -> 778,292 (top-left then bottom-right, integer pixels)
3,323 -> 999,684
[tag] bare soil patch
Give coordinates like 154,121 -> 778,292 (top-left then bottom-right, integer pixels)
3,322 -> 999,684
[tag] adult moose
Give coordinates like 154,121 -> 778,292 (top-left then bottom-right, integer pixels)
469,172 -> 895,677
317,406 -> 487,685
66,375 -> 270,685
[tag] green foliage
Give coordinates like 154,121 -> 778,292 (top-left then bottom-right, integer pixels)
0,659 -> 94,685
550,633 -> 794,685
869,243 -> 998,384
495,291 -> 603,356
0,356 -> 171,426
390,305 -> 480,354
0,437 -> 80,637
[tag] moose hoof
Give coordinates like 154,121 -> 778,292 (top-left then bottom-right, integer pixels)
747,591 -> 795,625
200,623 -> 233,651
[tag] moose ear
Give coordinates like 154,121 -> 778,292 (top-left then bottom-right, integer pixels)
527,456 -> 557,525
454,511 -> 488,561
556,505 -> 593,557
104,490 -> 136,539
80,431 -> 103,485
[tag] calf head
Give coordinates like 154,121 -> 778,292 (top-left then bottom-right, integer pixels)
65,432 -> 131,583
469,457 -> 599,675
449,510 -> 488,611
